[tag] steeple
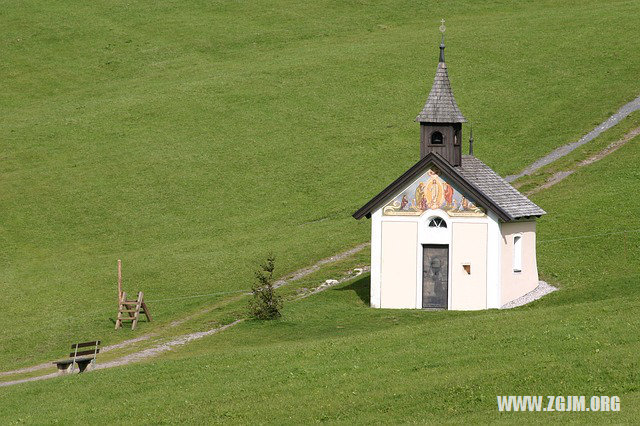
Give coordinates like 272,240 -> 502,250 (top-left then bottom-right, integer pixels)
416,20 -> 467,166
416,20 -> 466,124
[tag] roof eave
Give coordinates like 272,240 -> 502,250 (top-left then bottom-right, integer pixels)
502,213 -> 546,222
415,116 -> 468,123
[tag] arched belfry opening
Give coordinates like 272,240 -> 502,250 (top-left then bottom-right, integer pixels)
430,131 -> 444,145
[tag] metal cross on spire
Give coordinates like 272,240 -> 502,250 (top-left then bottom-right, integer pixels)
439,19 -> 446,63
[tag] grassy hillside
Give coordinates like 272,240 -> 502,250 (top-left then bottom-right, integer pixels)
2,0 -> 640,372
1,132 -> 639,422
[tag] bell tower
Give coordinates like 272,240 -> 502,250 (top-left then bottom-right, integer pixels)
416,20 -> 466,166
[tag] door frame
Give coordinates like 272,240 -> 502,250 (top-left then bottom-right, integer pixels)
421,243 -> 450,310
416,212 -> 452,310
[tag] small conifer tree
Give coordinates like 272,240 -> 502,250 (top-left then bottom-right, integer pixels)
248,254 -> 282,320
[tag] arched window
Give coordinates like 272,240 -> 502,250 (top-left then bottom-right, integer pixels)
430,131 -> 444,145
513,235 -> 522,272
428,217 -> 447,228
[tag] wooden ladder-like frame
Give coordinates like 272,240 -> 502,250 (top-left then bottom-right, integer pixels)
115,291 -> 152,330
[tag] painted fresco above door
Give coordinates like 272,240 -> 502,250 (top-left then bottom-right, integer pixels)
382,168 -> 485,217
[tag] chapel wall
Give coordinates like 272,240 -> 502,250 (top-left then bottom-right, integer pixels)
450,222 -> 488,310
500,221 -> 539,305
379,221 -> 418,308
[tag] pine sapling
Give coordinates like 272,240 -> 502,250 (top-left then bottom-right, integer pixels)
248,254 -> 282,320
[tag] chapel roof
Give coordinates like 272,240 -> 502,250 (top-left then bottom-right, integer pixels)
458,156 -> 546,219
352,153 -> 545,221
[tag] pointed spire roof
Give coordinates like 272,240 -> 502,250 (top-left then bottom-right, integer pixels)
416,25 -> 466,124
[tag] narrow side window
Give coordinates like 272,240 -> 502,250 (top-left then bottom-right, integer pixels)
513,235 -> 522,273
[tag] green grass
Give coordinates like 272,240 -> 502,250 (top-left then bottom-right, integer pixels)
3,0 -> 640,371
1,138 -> 639,422
1,0 -> 640,420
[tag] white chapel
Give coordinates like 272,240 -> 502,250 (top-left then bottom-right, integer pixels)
353,30 -> 546,310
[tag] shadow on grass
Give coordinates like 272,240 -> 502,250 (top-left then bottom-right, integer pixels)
335,275 -> 370,306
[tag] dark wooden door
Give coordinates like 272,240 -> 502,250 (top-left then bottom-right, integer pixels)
422,245 -> 449,309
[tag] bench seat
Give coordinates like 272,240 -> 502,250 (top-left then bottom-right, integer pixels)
53,340 -> 100,375
52,356 -> 95,366
53,356 -> 96,374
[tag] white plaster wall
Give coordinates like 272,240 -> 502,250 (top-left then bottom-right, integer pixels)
486,211 -> 502,309
371,206 -> 502,310
380,221 -> 419,308
500,221 -> 539,305
370,209 -> 382,308
450,222 -> 487,310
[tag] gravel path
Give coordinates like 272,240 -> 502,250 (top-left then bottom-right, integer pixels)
506,95 -> 640,182
273,243 -> 370,288
0,334 -> 154,379
526,126 -> 640,196
96,320 -> 244,370
168,242 -> 371,328
0,373 -> 59,388
98,268 -> 372,372
0,322 -> 242,388
501,281 -> 557,309
0,249 -> 370,388
293,266 -> 369,300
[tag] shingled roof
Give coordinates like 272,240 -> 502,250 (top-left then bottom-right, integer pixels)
352,153 -> 545,221
459,156 -> 546,219
415,59 -> 467,123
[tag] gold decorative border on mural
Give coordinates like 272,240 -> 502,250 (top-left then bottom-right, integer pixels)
445,209 -> 485,217
383,204 -> 421,216
382,168 -> 486,218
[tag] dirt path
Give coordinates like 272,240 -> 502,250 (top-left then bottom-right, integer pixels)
96,320 -> 244,370
273,243 -> 370,288
0,321 -> 243,388
526,126 -> 640,195
0,269 -> 369,388
0,334 -> 155,379
293,267 -> 370,301
168,242 -> 370,328
0,246 -> 370,387
97,267 -> 372,373
506,95 -> 640,182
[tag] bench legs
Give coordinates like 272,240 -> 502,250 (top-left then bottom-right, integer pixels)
55,360 -> 95,375
55,363 -> 75,375
76,359 -> 95,373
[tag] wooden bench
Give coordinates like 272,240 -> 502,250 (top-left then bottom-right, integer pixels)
53,341 -> 100,375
